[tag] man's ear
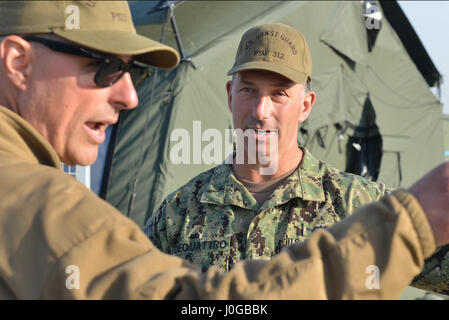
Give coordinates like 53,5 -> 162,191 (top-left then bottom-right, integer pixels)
298,91 -> 316,123
0,36 -> 33,91
226,80 -> 233,113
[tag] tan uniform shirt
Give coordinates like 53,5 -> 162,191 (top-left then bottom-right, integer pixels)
0,105 -> 436,299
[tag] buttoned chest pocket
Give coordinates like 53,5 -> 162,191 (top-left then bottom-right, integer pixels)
288,202 -> 341,240
172,236 -> 231,272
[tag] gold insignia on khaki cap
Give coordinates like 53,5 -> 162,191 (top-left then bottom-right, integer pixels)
227,22 -> 312,83
0,1 -> 180,69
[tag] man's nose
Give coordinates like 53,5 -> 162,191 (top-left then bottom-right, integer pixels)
109,72 -> 139,111
252,95 -> 272,120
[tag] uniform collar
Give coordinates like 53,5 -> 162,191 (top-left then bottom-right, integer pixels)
0,105 -> 62,169
199,163 -> 260,211
295,148 -> 327,202
200,147 -> 326,210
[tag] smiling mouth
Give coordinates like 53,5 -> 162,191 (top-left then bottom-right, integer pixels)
254,129 -> 273,135
250,128 -> 278,135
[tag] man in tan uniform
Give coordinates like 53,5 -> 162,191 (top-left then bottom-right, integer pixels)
0,0 -> 448,299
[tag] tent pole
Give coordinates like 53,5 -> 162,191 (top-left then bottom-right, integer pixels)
168,2 -> 196,68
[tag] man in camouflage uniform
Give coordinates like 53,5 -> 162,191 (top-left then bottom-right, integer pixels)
145,23 -> 449,294
145,22 -> 387,269
146,150 -> 386,272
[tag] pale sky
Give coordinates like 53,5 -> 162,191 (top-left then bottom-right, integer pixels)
397,1 -> 449,113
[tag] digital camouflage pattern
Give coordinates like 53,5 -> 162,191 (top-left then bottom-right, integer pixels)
145,149 -> 388,271
412,246 -> 449,294
145,148 -> 449,294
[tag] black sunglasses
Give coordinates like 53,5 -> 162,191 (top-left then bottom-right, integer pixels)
22,35 -> 152,88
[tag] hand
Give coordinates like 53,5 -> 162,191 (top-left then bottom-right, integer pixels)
409,162 -> 449,246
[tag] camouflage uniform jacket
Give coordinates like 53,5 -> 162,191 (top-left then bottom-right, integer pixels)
145,149 -> 387,272
146,148 -> 449,295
